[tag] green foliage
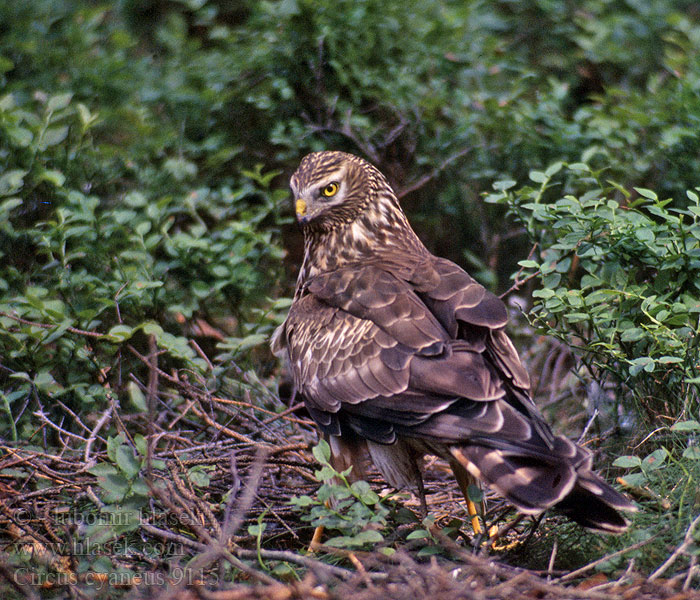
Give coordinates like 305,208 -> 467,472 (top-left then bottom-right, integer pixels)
290,441 -> 390,550
0,4 -> 287,443
4,0 -> 700,288
488,164 -> 700,418
604,423 -> 700,573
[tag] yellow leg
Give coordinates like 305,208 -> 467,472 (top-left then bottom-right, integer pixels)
466,497 -> 483,535
309,525 -> 324,551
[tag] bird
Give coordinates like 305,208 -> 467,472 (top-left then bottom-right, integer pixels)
272,150 -> 636,533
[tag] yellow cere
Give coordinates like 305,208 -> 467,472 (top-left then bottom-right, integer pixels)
295,198 -> 307,216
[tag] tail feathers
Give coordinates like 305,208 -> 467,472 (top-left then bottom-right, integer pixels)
450,444 -> 636,533
450,446 -> 576,514
555,485 -> 633,533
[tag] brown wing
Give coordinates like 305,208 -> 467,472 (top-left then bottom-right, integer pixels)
283,286 -> 506,442
278,257 -> 635,528
282,259 -> 551,445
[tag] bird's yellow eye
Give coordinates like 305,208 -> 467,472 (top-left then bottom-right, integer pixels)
321,182 -> 339,197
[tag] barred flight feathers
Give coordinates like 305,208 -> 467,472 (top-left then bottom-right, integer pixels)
273,150 -> 636,533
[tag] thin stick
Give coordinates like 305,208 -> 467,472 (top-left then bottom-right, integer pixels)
547,540 -> 557,581
32,409 -> 86,443
557,532 -> 663,582
499,243 -> 539,300
683,554 -> 698,591
234,548 -> 387,582
0,311 -> 105,338
84,404 -> 113,463
397,147 -> 474,199
649,514 -> 700,581
577,408 -> 599,444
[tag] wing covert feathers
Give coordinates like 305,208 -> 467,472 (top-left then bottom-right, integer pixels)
280,151 -> 635,532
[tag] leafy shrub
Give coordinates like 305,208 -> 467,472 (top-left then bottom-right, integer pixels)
0,83 -> 285,443
487,163 -> 700,419
607,421 -> 700,573
290,441 -> 390,550
5,0 -> 700,289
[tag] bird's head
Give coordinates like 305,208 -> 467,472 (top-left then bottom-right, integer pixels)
290,151 -> 392,233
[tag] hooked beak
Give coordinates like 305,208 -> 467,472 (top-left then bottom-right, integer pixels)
295,198 -> 308,223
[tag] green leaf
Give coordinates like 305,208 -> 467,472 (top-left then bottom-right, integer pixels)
620,328 -> 645,342
188,466 -> 211,487
7,126 -> 32,147
40,125 -> 69,148
248,522 -> 267,536
0,169 -> 27,196
42,320 -> 73,345
352,529 -> 384,545
529,170 -> 547,183
671,420 -> 700,432
568,162 -> 590,171
658,356 -> 683,364
314,465 -> 336,482
142,322 -> 164,336
128,381 -> 147,411
312,440 -> 332,465
634,187 -> 658,201
290,495 -> 314,507
33,370 -> 62,394
38,169 -> 66,187
635,228 -> 655,242
406,528 -> 430,540
88,463 -> 119,477
132,280 -> 163,291
518,260 -> 539,268
467,484 -> 483,503
1,197 -> 22,211
492,179 -> 516,191
642,448 -> 668,471
115,445 -> 141,479
417,545 -> 442,557
106,324 -> 134,342
97,472 -> 130,500
629,357 -> 655,376
612,456 -> 642,468
134,434 -> 147,457
682,446 -> 700,460
324,536 -> 351,548
619,472 -> 647,487
545,162 -> 563,177
47,92 -> 73,112
124,191 -> 147,207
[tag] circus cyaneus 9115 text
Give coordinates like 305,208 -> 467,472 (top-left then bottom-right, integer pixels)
273,150 -> 635,533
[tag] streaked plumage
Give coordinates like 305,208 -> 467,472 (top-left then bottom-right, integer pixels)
273,150 -> 635,532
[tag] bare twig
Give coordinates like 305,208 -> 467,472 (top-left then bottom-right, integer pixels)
499,243 -> 539,300
577,408 -> 599,444
0,311 -> 105,338
397,147 -> 473,199
547,539 -> 557,581
557,532 -> 664,582
190,339 -> 214,371
221,447 -> 269,542
649,514 -> 700,581
83,404 -> 113,463
234,548 -> 387,582
683,554 -> 698,591
32,409 -> 86,443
